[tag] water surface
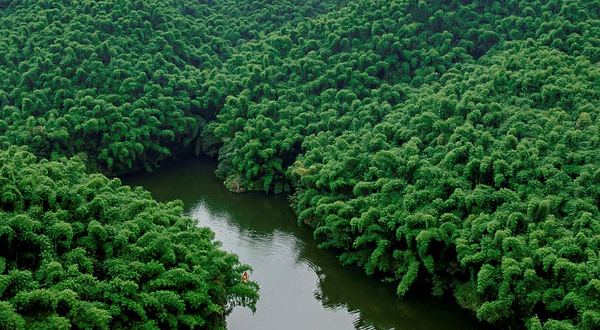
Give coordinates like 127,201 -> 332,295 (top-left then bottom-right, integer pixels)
121,157 -> 491,330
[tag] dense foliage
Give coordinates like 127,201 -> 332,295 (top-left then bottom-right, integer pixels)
0,147 -> 258,329
0,0 -> 343,174
1,0 -> 599,328
207,0 -> 600,328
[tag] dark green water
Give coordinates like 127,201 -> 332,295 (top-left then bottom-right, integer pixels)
121,157 -> 492,330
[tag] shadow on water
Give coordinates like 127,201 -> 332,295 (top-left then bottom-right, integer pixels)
121,156 -> 494,330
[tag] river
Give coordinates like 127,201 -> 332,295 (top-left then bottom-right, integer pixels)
121,157 -> 492,330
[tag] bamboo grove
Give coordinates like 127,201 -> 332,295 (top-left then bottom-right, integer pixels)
0,147 -> 259,329
0,0 -> 599,329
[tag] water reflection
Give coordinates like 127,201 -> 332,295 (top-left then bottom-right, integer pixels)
121,157 -> 491,330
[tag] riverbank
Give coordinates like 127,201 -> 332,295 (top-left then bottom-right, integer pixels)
121,156 -> 493,330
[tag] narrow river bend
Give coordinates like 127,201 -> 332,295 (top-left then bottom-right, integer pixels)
121,157 -> 491,330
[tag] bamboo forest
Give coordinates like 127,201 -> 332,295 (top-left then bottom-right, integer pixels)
0,0 -> 598,328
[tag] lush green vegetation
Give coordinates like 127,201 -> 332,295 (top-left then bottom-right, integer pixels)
0,147 -> 258,329
0,0 -> 344,174
1,0 -> 599,328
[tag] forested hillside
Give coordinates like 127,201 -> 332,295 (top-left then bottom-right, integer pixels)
1,0 -> 599,328
0,147 -> 258,329
0,0 -> 344,174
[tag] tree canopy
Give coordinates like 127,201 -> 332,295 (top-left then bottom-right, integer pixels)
0,0 -> 599,328
0,147 -> 258,329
